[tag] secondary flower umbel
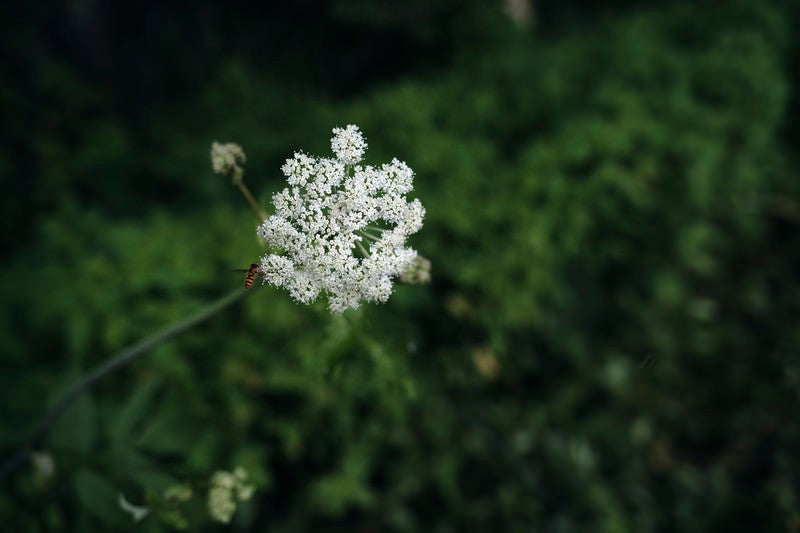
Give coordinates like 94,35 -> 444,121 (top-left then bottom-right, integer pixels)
257,125 -> 425,312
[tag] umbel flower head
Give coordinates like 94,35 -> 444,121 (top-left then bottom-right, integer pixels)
257,125 -> 425,313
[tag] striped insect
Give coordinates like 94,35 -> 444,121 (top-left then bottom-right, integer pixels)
233,263 -> 260,288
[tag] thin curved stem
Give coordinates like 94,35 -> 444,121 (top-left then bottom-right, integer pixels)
0,287 -> 249,481
236,181 -> 267,222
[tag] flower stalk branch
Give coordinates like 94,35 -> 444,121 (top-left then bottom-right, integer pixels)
211,141 -> 267,221
235,178 -> 267,222
0,287 -> 249,481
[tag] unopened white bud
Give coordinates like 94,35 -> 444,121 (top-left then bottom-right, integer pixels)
399,255 -> 432,285
210,142 -> 246,181
208,467 -> 256,523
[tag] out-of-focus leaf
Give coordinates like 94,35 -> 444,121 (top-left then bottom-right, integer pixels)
74,469 -> 121,525
109,379 -> 161,446
50,387 -> 95,455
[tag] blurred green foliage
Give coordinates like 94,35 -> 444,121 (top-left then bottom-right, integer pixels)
3,0 -> 800,531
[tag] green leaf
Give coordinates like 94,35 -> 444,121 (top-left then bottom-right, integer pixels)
156,508 -> 189,530
107,447 -> 178,493
74,469 -> 122,525
134,402 -> 197,454
50,388 -> 95,454
109,379 -> 161,446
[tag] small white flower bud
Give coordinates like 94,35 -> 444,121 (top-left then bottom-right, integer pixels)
208,483 -> 236,523
31,451 -> 55,480
399,255 -> 432,285
208,467 -> 256,523
210,142 -> 246,181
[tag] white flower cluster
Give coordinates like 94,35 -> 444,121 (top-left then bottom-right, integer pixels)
208,467 -> 255,524
257,125 -> 425,313
330,124 -> 367,164
210,141 -> 246,177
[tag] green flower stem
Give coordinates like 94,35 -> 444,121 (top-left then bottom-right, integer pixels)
237,181 -> 267,222
356,240 -> 370,258
0,287 -> 249,481
360,230 -> 381,242
232,169 -> 267,222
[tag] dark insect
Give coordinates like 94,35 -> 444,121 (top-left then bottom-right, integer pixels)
233,263 -> 260,288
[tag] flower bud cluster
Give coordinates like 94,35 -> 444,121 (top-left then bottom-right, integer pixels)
398,255 -> 432,285
210,142 -> 246,181
208,467 -> 255,524
257,125 -> 425,312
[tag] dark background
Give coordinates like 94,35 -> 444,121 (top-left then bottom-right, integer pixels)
3,0 -> 800,530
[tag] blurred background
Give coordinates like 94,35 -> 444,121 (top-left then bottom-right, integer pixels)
2,0 -> 800,530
